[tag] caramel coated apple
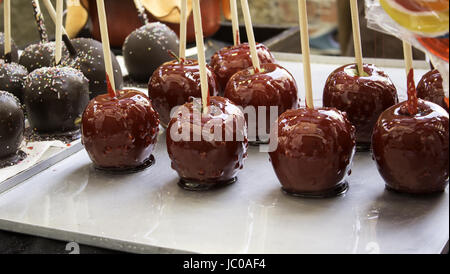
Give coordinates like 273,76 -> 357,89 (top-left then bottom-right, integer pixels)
323,63 -> 398,148
148,59 -> 220,126
372,99 -> 449,194
82,89 -> 160,172
166,96 -> 248,190
269,108 -> 356,197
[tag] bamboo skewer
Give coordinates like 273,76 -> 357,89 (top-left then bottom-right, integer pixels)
240,0 -> 261,72
402,41 -> 413,76
3,0 -> 11,63
297,0 -> 314,109
350,0 -> 364,76
230,0 -> 240,46
55,0 -> 63,65
96,0 -> 117,97
192,0 -> 209,113
179,0 -> 188,60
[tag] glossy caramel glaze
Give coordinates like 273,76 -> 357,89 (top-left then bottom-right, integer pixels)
224,63 -> 299,139
148,59 -> 220,126
269,108 -> 356,195
166,96 -> 248,184
417,70 -> 448,112
210,43 -> 275,89
323,63 -> 398,145
82,90 -> 160,169
24,67 -> 90,134
372,99 -> 449,194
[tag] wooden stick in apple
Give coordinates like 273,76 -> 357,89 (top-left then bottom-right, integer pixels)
42,0 -> 77,56
55,0 -> 63,65
402,40 -> 418,115
192,0 -> 209,113
31,0 -> 49,43
3,0 -> 11,63
297,0 -> 314,109
230,0 -> 240,46
96,0 -> 117,98
133,0 -> 149,26
240,0 -> 261,73
179,0 -> 188,60
350,0 -> 364,76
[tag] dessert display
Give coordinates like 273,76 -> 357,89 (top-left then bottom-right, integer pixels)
224,63 -> 298,141
323,63 -> 398,148
323,0 -> 398,150
0,59 -> 28,104
166,0 -> 248,190
62,37 -> 123,99
148,0 -> 220,126
0,91 -> 26,168
269,0 -> 356,198
81,0 -> 160,173
123,22 -> 179,82
0,32 -> 18,63
417,69 -> 449,112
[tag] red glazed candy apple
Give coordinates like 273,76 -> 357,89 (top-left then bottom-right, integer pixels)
269,108 -> 356,197
224,63 -> 299,142
417,69 -> 448,112
323,63 -> 398,149
372,99 -> 449,194
82,89 -> 160,172
148,58 -> 220,126
166,96 -> 248,190
210,43 -> 275,89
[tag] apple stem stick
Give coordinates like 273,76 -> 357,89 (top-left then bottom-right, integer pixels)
31,0 -> 49,43
403,41 -> 418,115
192,0 -> 209,113
42,0 -> 77,57
230,0 -> 240,46
179,0 -> 188,60
133,0 -> 149,26
96,0 -> 117,98
3,0 -> 11,63
240,0 -> 261,73
55,0 -> 63,65
350,0 -> 364,76
297,0 -> 314,109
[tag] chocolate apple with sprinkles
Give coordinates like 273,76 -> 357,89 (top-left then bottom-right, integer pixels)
0,59 -> 28,104
0,32 -> 18,63
19,42 -> 70,73
0,91 -> 26,168
24,0 -> 90,141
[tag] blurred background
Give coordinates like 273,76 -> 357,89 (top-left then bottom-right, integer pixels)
0,0 -> 424,60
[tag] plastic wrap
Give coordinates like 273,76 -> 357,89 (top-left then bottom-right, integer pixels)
365,0 -> 449,97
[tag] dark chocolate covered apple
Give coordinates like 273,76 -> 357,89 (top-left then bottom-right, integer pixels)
0,59 -> 28,104
19,42 -> 69,73
323,63 -> 398,149
166,96 -> 248,190
82,89 -> 160,172
210,43 -> 275,89
148,58 -> 220,126
269,108 -> 356,197
0,91 -> 26,167
0,32 -> 18,63
224,63 -> 299,142
24,67 -> 90,138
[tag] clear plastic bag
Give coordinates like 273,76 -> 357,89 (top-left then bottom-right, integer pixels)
365,0 -> 449,97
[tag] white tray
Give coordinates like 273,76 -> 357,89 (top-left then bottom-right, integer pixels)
0,54 -> 448,254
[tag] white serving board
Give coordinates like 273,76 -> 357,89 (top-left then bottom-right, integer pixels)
0,54 -> 447,254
